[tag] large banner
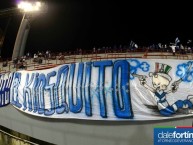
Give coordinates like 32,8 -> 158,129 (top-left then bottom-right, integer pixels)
2,59 -> 193,120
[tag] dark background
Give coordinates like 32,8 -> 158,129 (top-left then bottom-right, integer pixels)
0,0 -> 193,58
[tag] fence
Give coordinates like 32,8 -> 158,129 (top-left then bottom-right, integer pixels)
1,48 -> 193,74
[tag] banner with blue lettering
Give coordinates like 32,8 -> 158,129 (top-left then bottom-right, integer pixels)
5,59 -> 193,120
0,73 -> 14,107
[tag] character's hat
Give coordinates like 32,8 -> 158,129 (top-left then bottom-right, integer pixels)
149,63 -> 172,81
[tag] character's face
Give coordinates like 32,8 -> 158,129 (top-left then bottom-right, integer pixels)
152,74 -> 170,90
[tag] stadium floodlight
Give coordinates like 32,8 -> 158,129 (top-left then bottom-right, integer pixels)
17,1 -> 42,12
12,1 -> 47,59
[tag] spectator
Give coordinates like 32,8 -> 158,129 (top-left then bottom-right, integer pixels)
180,44 -> 185,54
13,57 -> 18,68
26,52 -> 30,59
33,54 -> 38,62
2,60 -> 8,67
93,47 -> 96,53
170,44 -> 176,56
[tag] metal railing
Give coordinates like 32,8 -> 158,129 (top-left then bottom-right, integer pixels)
1,48 -> 193,74
0,129 -> 38,145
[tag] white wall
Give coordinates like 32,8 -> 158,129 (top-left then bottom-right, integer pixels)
0,105 -> 193,145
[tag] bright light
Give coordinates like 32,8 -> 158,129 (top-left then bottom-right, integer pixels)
17,1 -> 42,12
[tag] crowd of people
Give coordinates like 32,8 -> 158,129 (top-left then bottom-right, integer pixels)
1,38 -> 192,70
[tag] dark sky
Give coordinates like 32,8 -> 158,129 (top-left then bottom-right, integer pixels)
0,0 -> 193,58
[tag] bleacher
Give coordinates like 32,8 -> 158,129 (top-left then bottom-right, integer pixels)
1,48 -> 193,74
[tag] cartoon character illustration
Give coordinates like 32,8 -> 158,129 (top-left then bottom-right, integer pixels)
133,62 -> 193,116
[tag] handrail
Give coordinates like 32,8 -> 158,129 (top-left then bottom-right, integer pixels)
0,129 -> 38,145
1,50 -> 192,74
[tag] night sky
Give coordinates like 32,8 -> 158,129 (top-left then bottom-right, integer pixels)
0,0 -> 193,58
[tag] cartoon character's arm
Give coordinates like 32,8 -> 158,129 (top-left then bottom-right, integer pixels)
171,79 -> 181,92
168,63 -> 192,93
166,79 -> 181,94
132,73 -> 156,93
